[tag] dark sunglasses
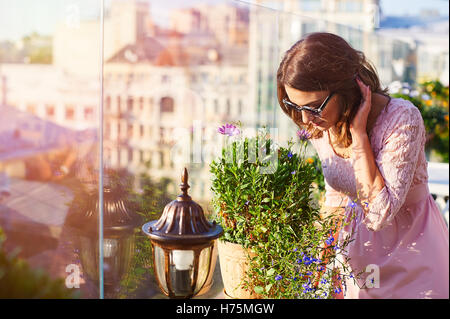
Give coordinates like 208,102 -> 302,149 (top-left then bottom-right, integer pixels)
282,92 -> 335,116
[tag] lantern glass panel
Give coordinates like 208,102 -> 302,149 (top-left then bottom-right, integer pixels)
170,250 -> 194,296
194,246 -> 211,294
154,245 -> 168,294
103,238 -> 119,258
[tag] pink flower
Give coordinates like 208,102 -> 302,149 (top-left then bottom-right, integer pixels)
218,123 -> 240,137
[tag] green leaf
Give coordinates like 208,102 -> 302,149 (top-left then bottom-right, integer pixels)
267,268 -> 275,276
254,286 -> 264,295
265,283 -> 273,293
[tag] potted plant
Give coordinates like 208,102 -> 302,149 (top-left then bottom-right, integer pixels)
210,124 -> 355,299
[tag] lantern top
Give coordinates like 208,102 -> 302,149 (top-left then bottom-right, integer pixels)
142,167 -> 223,245
66,182 -> 141,236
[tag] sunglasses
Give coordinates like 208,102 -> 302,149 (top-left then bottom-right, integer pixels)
282,92 -> 335,117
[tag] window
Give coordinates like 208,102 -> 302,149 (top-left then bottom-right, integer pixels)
127,97 -> 133,112
226,99 -> 231,115
127,124 -> 133,138
105,122 -> 111,139
299,0 -> 321,11
84,106 -> 94,121
214,99 -> 219,113
139,97 -> 144,111
160,97 -> 174,113
65,105 -> 75,120
117,96 -> 122,113
105,95 -> 111,111
159,151 -> 164,168
26,103 -> 36,115
337,0 -> 362,12
45,104 -> 55,118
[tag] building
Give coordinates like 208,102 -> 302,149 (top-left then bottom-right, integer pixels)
103,26 -> 250,201
377,20 -> 449,86
0,64 -> 98,131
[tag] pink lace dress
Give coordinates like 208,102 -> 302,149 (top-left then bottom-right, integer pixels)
310,97 -> 449,299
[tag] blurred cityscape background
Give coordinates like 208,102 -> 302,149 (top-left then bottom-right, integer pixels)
0,0 -> 448,298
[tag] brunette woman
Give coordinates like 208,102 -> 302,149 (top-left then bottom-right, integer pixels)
277,32 -> 449,298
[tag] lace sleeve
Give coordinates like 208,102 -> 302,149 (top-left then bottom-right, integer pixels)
362,105 -> 425,232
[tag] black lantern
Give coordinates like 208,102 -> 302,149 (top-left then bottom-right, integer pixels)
142,168 -> 223,298
67,180 -> 141,298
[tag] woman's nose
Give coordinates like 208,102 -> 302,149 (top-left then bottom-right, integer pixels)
301,110 -> 315,124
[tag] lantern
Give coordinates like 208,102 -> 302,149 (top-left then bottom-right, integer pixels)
67,182 -> 141,298
142,168 -> 223,298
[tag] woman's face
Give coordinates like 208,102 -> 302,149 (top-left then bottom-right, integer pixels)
284,85 -> 341,131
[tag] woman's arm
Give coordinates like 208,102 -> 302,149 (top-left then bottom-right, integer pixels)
351,132 -> 385,207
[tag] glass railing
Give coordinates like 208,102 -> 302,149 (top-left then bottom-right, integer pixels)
1,0 -> 446,299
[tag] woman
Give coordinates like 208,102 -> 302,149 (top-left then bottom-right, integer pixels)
277,32 -> 449,299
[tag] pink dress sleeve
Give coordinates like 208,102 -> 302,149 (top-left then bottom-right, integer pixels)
362,105 -> 425,232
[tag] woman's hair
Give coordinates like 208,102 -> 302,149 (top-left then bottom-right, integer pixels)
277,32 -> 388,147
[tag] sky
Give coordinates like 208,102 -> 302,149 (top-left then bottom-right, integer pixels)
0,0 -> 448,41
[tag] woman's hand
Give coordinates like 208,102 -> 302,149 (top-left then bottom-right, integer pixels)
350,77 -> 372,137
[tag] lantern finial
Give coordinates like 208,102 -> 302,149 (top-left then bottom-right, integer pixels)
178,167 -> 191,201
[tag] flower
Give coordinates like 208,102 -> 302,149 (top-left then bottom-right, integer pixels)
363,201 -> 369,209
325,236 -> 334,245
275,275 -> 283,281
218,123 -> 240,136
293,248 -> 298,252
296,129 -> 311,141
334,287 -> 342,294
287,151 -> 293,159
306,157 -> 314,164
348,201 -> 357,209
291,170 -> 296,175
296,258 -> 302,264
303,256 -> 312,265
306,271 -> 313,276
320,279 -> 328,284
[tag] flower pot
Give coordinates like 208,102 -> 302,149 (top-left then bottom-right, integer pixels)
217,240 -> 261,299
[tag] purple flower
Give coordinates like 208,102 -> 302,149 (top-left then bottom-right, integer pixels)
297,129 -> 311,141
325,236 -> 334,246
296,258 -> 302,264
348,201 -> 357,209
306,271 -> 313,276
320,279 -> 327,284
291,170 -> 296,175
363,201 -> 369,209
275,275 -> 282,281
218,123 -> 240,137
334,287 -> 342,294
287,151 -> 293,158
245,200 -> 249,205
303,256 -> 312,265
293,248 -> 298,252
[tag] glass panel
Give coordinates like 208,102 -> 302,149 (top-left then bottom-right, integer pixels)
195,246 -> 211,294
0,0 -> 101,298
154,245 -> 168,294
100,0 -> 429,299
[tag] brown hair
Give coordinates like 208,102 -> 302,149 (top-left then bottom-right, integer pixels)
277,32 -> 388,147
